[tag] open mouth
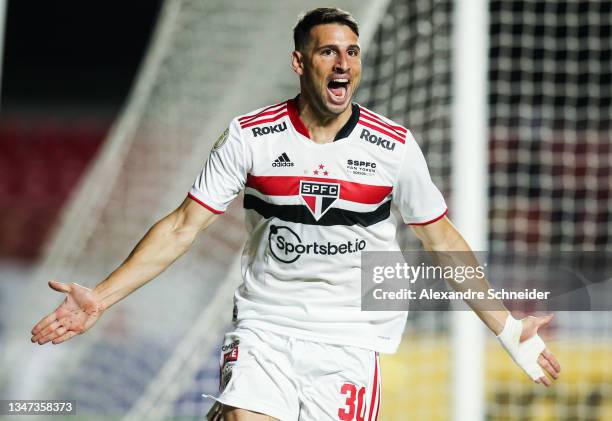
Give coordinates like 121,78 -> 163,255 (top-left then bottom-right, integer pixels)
327,78 -> 350,103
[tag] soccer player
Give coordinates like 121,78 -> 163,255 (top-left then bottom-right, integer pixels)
31,8 -> 561,421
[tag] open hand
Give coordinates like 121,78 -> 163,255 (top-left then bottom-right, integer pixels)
520,314 -> 561,386
31,281 -> 104,345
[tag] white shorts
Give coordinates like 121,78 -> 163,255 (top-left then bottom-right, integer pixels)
206,327 -> 381,421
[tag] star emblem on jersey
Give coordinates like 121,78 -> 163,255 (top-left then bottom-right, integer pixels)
312,163 -> 329,176
299,180 -> 340,221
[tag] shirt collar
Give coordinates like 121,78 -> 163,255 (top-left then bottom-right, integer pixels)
286,95 -> 360,141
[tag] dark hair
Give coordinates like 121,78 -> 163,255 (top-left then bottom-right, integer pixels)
293,7 -> 359,51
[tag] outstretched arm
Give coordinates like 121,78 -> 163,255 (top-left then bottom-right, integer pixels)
31,196 -> 218,345
92,196 -> 218,309
411,216 -> 508,333
411,216 -> 561,386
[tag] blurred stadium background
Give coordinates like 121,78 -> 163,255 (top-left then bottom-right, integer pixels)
0,0 -> 610,420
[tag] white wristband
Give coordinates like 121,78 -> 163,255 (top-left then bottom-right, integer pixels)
496,316 -> 546,381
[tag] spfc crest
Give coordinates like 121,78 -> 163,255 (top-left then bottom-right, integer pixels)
300,180 -> 340,220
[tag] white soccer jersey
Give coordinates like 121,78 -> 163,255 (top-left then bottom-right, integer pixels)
189,96 -> 447,353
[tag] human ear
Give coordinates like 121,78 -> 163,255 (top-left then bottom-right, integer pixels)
291,50 -> 304,76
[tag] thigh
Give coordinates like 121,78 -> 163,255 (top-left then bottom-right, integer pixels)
297,346 -> 381,421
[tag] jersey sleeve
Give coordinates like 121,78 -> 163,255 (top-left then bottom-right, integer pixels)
392,131 -> 448,225
188,118 -> 249,214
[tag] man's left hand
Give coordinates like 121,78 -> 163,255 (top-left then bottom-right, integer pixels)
519,314 -> 561,386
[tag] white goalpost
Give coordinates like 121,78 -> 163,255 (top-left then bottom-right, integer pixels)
451,1 -> 488,420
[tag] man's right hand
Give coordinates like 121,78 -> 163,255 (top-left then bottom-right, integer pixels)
30,196 -> 218,346
31,280 -> 104,345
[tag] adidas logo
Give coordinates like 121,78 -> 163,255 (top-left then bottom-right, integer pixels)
272,152 -> 294,167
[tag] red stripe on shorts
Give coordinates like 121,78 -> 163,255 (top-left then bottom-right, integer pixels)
368,354 -> 379,421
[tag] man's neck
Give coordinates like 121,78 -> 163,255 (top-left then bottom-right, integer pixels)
297,94 -> 353,144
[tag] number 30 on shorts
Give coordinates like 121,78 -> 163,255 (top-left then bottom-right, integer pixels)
337,383 -> 366,421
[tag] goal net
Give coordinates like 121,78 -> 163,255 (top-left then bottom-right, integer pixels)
486,1 -> 612,420
374,1 -> 612,420
357,1 -> 454,419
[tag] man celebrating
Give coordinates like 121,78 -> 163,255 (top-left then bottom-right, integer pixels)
31,8 -> 560,421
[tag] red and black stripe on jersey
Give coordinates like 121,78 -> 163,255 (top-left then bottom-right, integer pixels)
243,175 -> 392,226
238,101 -> 288,129
357,107 -> 407,144
240,98 -> 363,142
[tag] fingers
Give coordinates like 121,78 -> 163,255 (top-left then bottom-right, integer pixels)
538,354 -> 559,379
542,349 -> 561,372
33,312 -> 89,345
31,320 -> 61,344
32,320 -> 71,345
31,281 -> 74,342
535,376 -> 552,387
540,313 -> 554,323
38,325 -> 68,345
534,348 -> 561,387
31,312 -> 58,337
48,280 -> 72,294
52,331 -> 77,345
536,314 -> 554,329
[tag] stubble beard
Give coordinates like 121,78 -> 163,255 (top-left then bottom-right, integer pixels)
303,75 -> 353,119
